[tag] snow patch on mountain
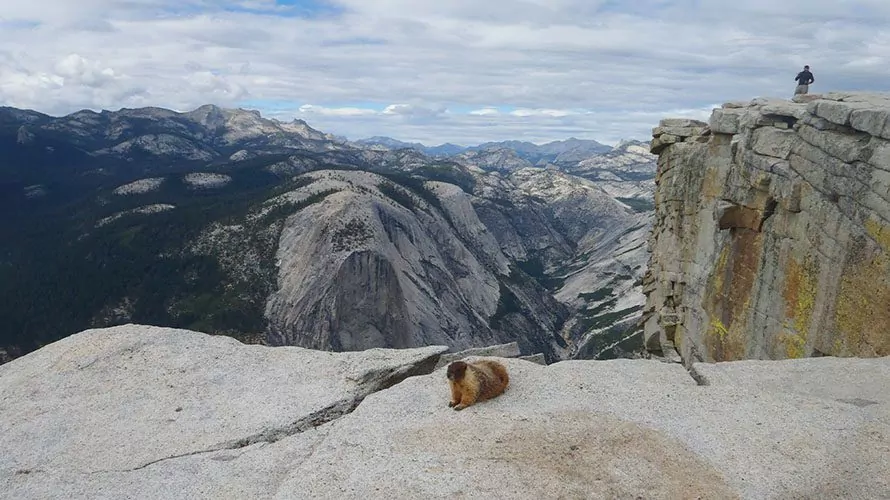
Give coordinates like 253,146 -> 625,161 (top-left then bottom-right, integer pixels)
229,150 -> 251,161
183,173 -> 232,189
96,204 -> 176,227
113,177 -> 165,195
24,185 -> 47,199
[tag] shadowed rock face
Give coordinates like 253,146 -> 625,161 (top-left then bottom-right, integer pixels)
258,168 -> 645,362
3,326 -> 888,499
643,92 -> 890,362
261,171 -> 545,356
330,250 -> 413,351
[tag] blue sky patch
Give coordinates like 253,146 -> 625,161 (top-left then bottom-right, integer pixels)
225,0 -> 344,18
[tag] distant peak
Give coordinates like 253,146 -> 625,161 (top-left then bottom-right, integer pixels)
194,104 -> 222,111
187,104 -> 226,117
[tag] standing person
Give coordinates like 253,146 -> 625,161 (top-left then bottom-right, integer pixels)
794,65 -> 815,95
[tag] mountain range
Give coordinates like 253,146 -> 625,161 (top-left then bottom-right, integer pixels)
354,136 -> 613,164
0,104 -> 656,363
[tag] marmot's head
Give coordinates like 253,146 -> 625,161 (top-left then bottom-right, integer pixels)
446,361 -> 468,381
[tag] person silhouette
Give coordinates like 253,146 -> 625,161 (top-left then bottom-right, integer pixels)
794,65 -> 815,95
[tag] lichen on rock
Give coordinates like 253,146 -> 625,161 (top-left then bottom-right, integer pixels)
644,92 -> 890,362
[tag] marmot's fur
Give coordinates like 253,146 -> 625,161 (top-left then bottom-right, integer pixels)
446,360 -> 509,410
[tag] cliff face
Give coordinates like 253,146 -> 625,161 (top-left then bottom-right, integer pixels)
643,92 -> 890,363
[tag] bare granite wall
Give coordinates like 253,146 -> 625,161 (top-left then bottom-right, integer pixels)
643,92 -> 890,363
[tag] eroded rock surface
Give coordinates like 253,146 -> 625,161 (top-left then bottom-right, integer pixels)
0,325 -> 445,476
3,336 -> 888,499
644,92 -> 890,362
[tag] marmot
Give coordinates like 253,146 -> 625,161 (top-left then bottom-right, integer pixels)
446,359 -> 509,410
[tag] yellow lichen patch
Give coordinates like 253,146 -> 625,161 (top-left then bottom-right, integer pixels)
780,255 -> 818,358
703,230 -> 761,362
703,245 -> 730,360
865,217 -> 890,253
786,335 -> 806,359
780,325 -> 808,359
834,249 -> 890,357
706,314 -> 748,361
709,319 -> 729,340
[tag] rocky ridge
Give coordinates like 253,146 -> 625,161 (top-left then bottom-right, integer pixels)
353,136 -> 657,201
559,140 -> 659,200
643,92 -> 890,362
1,324 -> 887,499
455,147 -> 535,172
5,104 -> 341,169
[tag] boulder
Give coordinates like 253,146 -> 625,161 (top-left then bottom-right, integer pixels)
710,108 -> 743,134
435,342 -> 522,369
760,100 -> 808,120
841,97 -> 890,138
792,94 -> 824,104
659,118 -> 709,128
652,126 -> 708,138
850,108 -> 890,139
751,127 -> 796,159
518,353 -> 547,364
810,100 -> 872,128
649,133 -> 681,154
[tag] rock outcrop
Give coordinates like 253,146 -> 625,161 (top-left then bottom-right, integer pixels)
0,325 -> 445,478
644,92 -> 890,362
259,170 -> 573,361
2,324 -> 888,499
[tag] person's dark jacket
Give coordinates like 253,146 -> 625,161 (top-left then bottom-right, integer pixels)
795,70 -> 814,85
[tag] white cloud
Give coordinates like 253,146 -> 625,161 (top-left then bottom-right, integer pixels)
381,104 -> 444,118
54,54 -> 116,87
298,104 -> 378,117
469,108 -> 499,116
187,71 -> 247,100
1,0 -> 889,144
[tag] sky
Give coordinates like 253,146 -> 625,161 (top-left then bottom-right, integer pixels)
1,0 -> 889,146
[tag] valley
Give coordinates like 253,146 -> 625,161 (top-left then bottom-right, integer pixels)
0,105 -> 656,363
